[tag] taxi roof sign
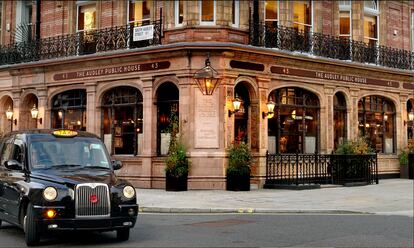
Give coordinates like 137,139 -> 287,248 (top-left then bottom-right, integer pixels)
52,130 -> 78,137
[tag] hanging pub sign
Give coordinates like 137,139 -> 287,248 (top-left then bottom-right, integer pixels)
53,61 -> 170,81
271,66 -> 400,88
133,25 -> 154,41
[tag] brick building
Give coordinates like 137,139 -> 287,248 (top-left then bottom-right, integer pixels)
0,0 -> 413,189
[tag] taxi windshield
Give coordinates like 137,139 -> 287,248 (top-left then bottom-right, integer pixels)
29,137 -> 111,171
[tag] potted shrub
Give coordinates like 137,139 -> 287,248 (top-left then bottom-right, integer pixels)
164,111 -> 189,191
226,143 -> 252,191
399,142 -> 414,179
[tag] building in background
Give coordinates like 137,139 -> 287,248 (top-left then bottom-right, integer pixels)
0,1 -> 413,189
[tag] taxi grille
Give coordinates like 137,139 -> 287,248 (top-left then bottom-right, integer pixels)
75,183 -> 110,218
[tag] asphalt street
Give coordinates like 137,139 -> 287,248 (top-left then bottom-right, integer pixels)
0,213 -> 413,247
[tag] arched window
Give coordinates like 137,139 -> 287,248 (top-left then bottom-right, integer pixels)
268,87 -> 320,154
234,83 -> 250,144
51,90 -> 86,131
101,86 -> 143,155
156,82 -> 179,156
334,92 -> 347,150
358,95 -> 395,153
407,99 -> 413,141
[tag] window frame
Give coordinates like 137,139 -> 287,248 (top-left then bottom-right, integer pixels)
76,1 -> 97,32
363,0 -> 379,46
292,0 -> 313,33
231,0 -> 240,28
127,0 -> 152,26
264,0 -> 279,28
411,10 -> 414,51
199,0 -> 216,26
175,0 -> 184,27
51,89 -> 87,131
339,0 -> 352,40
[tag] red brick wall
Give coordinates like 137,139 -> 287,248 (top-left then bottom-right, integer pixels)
321,1 -> 334,35
383,1 -> 413,50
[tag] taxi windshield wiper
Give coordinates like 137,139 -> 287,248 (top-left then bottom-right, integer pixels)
84,165 -> 110,170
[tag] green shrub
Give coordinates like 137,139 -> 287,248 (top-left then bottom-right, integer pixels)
399,144 -> 414,166
227,143 -> 252,176
165,140 -> 189,177
335,137 -> 374,155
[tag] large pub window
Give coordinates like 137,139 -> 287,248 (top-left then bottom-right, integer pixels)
234,83 -> 250,144
358,95 -> 395,154
268,87 -> 320,154
101,86 -> 143,155
407,99 -> 413,141
334,92 -> 347,150
156,82 -> 179,156
51,90 -> 86,131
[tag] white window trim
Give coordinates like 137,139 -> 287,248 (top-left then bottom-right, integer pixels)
175,0 -> 183,27
363,14 -> 379,45
264,0 -> 279,27
339,10 -> 352,40
339,0 -> 351,11
127,0 -> 151,25
76,1 -> 97,32
364,0 -> 379,16
231,0 -> 240,28
199,0 -> 216,26
292,0 -> 313,33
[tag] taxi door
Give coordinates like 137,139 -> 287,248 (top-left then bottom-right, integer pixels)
0,136 -> 14,220
2,136 -> 26,221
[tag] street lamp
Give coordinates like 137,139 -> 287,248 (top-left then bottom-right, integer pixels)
31,104 -> 42,124
262,100 -> 276,119
228,97 -> 242,117
5,106 -> 16,130
193,53 -> 220,95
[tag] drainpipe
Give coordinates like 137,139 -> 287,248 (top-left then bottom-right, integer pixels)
35,0 -> 41,42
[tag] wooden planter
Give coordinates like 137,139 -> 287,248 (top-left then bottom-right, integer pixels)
165,172 -> 188,191
226,172 -> 250,191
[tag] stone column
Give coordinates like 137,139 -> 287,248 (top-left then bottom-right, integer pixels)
37,88 -> 48,129
399,95 -> 409,150
324,87 -> 335,153
141,77 -> 155,188
349,89 -> 360,140
86,82 -> 97,135
11,90 -> 20,131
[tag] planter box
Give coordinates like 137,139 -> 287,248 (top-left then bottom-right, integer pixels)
226,173 -> 250,191
165,173 -> 188,191
400,165 -> 409,179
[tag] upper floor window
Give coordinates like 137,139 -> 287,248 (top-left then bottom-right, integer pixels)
128,0 -> 151,25
77,1 -> 96,32
15,0 -> 33,43
175,0 -> 184,26
364,0 -> 378,46
232,0 -> 239,27
412,10 -> 414,51
0,1 -> 2,44
265,1 -> 278,28
293,0 -> 312,33
339,0 -> 351,39
200,0 -> 216,25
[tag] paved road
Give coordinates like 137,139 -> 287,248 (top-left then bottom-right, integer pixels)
1,213 -> 413,247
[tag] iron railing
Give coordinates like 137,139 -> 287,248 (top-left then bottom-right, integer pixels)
250,22 -> 414,71
0,20 -> 162,66
265,152 -> 378,186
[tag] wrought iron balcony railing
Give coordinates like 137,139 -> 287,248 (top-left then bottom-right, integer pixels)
250,22 -> 414,71
0,20 -> 162,66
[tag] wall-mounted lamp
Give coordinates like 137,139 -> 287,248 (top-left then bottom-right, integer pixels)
228,97 -> 242,117
404,111 -> 414,126
193,53 -> 221,95
262,100 -> 275,119
31,104 -> 42,125
5,106 -> 17,126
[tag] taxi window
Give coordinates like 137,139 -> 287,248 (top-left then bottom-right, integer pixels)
0,137 -> 14,167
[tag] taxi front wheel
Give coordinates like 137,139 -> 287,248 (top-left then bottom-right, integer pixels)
0,219 -> 2,228
24,203 -> 40,246
116,228 -> 130,241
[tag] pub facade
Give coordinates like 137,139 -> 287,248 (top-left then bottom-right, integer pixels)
0,0 -> 413,189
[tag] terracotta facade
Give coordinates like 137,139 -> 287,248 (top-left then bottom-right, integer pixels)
0,1 -> 413,189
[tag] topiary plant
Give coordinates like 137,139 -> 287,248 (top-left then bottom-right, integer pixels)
335,137 -> 375,155
227,143 -> 252,176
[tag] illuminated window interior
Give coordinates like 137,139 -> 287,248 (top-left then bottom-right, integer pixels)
176,0 -> 183,24
293,0 -> 312,33
77,3 -> 96,31
232,0 -> 239,26
129,0 -> 151,25
364,15 -> 377,45
339,11 -> 350,38
201,0 -> 214,23
265,1 -> 278,27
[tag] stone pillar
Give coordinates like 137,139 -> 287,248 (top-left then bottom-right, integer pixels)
324,87 -> 335,153
399,95 -> 409,151
349,89 -> 360,140
86,82 -> 97,135
37,88 -> 47,129
140,77 -> 155,188
11,90 -> 20,131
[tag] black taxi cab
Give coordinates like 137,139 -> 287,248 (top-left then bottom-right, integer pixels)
0,129 -> 138,246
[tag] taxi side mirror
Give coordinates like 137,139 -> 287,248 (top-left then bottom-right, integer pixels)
5,160 -> 23,171
112,160 -> 123,170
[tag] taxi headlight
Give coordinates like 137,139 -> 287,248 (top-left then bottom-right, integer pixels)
123,186 -> 135,199
43,187 -> 58,201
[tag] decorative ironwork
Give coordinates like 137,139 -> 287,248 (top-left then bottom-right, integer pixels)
0,20 -> 162,66
250,22 -> 414,71
265,152 -> 378,186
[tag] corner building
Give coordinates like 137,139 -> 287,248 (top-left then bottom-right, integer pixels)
0,1 -> 413,189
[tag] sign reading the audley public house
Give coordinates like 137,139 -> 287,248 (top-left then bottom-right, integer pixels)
53,61 -> 170,81
271,66 -> 400,88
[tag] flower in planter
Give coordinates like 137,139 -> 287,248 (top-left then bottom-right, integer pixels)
227,142 -> 252,176
165,141 -> 189,178
335,137 -> 374,155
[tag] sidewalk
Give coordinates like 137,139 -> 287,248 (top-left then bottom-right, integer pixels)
137,179 -> 414,217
